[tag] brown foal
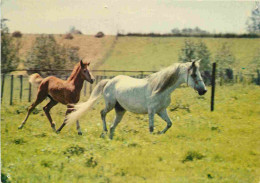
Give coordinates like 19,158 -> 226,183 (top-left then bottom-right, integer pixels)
18,60 -> 95,135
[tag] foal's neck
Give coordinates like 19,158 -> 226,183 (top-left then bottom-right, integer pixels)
67,65 -> 84,90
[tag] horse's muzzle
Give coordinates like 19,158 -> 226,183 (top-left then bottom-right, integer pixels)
89,79 -> 95,84
198,89 -> 207,95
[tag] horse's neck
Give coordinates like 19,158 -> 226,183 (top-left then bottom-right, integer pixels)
159,74 -> 185,97
67,67 -> 84,91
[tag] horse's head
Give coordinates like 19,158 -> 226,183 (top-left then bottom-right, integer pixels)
80,60 -> 95,84
187,60 -> 207,95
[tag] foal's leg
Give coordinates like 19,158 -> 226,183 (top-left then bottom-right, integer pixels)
43,98 -> 58,131
18,90 -> 47,129
157,109 -> 172,134
56,106 -> 73,134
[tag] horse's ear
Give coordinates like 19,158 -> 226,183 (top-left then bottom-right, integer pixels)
196,59 -> 201,64
80,60 -> 84,68
191,60 -> 196,68
87,62 -> 90,66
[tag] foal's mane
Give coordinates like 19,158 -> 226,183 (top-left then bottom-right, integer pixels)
147,63 -> 182,94
67,62 -> 81,81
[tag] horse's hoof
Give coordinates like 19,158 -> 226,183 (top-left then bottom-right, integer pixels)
78,132 -> 83,136
18,126 -> 23,130
56,130 -> 60,134
100,132 -> 107,138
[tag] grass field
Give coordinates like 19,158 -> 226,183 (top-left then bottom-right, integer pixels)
100,37 -> 260,71
1,84 -> 260,183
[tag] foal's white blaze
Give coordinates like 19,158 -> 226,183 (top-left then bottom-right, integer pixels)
67,60 -> 207,139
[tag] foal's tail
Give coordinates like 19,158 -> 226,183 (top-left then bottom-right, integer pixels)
29,73 -> 43,87
66,79 -> 110,124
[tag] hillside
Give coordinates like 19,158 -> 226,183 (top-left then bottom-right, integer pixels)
100,37 -> 260,72
15,34 -> 117,70
15,35 -> 260,73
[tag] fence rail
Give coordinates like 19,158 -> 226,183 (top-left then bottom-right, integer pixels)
1,68 -> 260,105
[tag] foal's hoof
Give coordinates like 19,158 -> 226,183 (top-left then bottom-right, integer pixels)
18,126 -> 23,130
56,130 -> 60,134
78,132 -> 83,136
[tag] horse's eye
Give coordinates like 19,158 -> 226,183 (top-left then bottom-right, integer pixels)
192,74 -> 197,78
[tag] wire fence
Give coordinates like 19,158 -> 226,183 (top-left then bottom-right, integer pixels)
1,69 -> 260,105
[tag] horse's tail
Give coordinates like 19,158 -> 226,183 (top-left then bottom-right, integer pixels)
66,79 -> 110,124
29,73 -> 43,87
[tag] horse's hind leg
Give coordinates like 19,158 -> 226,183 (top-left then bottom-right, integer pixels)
43,97 -> 58,131
157,109 -> 172,134
100,100 -> 116,137
18,90 -> 47,129
109,102 -> 126,139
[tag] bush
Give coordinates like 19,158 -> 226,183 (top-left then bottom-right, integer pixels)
12,31 -> 22,38
95,32 -> 104,38
64,33 -> 73,39
182,151 -> 205,163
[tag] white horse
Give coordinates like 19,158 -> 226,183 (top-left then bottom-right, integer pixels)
66,60 -> 207,139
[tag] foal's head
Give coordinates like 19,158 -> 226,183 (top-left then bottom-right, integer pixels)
80,60 -> 95,84
187,60 -> 207,95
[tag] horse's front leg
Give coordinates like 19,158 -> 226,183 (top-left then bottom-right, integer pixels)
148,111 -> 155,133
157,109 -> 172,134
76,120 -> 82,135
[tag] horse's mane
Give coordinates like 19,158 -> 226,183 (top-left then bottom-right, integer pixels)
67,62 -> 81,81
147,63 -> 182,94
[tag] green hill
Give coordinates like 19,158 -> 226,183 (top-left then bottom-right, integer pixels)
99,37 -> 260,72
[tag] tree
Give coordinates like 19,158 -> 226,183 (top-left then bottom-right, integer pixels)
1,19 -> 20,72
195,41 -> 211,71
179,40 -> 197,63
179,39 -> 211,71
25,35 -> 79,76
215,42 -> 236,79
171,28 -> 180,34
247,2 -> 260,34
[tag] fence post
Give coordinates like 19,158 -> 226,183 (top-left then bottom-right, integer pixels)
10,75 -> 14,105
257,70 -> 260,85
1,74 -> 5,103
211,63 -> 216,112
28,83 -> 32,102
84,81 -> 87,96
89,83 -> 93,94
20,75 -> 23,101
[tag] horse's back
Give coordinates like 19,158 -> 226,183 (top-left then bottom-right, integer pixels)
104,75 -> 149,114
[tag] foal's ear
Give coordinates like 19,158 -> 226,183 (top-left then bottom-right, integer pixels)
87,62 -> 90,66
80,60 -> 84,68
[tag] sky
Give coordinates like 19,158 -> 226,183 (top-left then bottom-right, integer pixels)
1,0 -> 257,35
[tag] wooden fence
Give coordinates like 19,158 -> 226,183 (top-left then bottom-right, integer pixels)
1,69 -> 260,105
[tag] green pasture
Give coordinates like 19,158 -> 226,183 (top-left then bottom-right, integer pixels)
100,37 -> 260,72
1,84 -> 259,182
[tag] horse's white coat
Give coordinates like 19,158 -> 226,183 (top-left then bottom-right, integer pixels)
67,61 -> 207,139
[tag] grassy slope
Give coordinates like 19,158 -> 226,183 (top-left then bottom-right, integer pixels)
15,34 -> 116,70
1,84 -> 259,183
100,37 -> 260,71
